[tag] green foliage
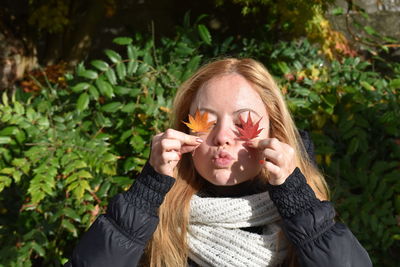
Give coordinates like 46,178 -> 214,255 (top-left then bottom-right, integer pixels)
216,0 -> 334,36
0,18 -> 399,266
268,40 -> 400,266
0,18 -> 210,265
28,0 -> 71,33
215,0 -> 359,60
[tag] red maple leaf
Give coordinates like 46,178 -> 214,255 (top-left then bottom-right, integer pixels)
236,112 -> 263,140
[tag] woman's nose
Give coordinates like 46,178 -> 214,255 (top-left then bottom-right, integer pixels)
212,121 -> 235,147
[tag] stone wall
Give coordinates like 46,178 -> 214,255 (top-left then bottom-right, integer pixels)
329,0 -> 400,44
350,0 -> 400,12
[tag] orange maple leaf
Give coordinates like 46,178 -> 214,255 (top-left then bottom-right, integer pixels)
237,112 -> 263,140
183,109 -> 215,133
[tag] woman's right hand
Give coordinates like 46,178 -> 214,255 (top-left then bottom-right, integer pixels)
149,129 -> 203,177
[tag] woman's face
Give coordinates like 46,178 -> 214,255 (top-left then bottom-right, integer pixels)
190,73 -> 270,186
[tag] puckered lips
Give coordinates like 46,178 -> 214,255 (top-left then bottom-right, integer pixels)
212,151 -> 234,168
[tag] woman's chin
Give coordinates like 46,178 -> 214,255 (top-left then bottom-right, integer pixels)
205,171 -> 243,186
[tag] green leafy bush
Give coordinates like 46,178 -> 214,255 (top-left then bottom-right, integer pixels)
268,40 -> 400,266
0,23 -> 399,266
0,20 -> 209,265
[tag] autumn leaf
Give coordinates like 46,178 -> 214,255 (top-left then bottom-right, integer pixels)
236,112 -> 263,140
183,109 -> 215,133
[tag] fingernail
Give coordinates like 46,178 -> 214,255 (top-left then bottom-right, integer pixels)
196,138 -> 203,143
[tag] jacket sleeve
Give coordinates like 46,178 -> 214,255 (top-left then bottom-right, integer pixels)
64,162 -> 175,267
267,168 -> 372,267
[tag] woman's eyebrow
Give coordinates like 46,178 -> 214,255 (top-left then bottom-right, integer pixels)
198,107 -> 217,115
198,107 -> 260,117
233,108 -> 260,117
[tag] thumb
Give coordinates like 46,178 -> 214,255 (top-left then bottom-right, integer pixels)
180,144 -> 200,154
182,134 -> 204,146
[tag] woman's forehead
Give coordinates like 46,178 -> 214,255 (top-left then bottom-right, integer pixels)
190,74 -> 266,115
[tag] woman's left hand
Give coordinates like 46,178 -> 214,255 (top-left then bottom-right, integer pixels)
245,138 -> 296,185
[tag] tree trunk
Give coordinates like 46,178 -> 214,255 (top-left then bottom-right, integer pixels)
0,22 -> 38,90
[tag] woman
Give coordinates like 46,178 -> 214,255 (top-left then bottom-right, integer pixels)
65,58 -> 372,266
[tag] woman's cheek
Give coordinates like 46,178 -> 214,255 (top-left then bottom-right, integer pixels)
193,131 -> 210,142
192,142 -> 210,162
241,147 -> 261,164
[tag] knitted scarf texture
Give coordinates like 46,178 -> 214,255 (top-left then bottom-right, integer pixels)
187,191 -> 288,267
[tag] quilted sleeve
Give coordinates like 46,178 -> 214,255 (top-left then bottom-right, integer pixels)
267,169 -> 372,267
65,162 -> 175,267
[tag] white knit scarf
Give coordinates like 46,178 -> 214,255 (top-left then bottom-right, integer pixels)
187,191 -> 288,267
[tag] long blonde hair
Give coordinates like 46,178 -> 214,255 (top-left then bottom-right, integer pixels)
145,58 -> 329,266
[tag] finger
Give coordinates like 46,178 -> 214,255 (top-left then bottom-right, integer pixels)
264,160 -> 281,178
160,139 -> 181,152
152,132 -> 164,144
163,129 -> 203,146
245,138 -> 281,151
180,144 -> 200,154
262,148 -> 285,166
160,151 -> 181,164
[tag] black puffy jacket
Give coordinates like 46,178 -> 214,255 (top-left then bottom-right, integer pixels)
65,133 -> 372,267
